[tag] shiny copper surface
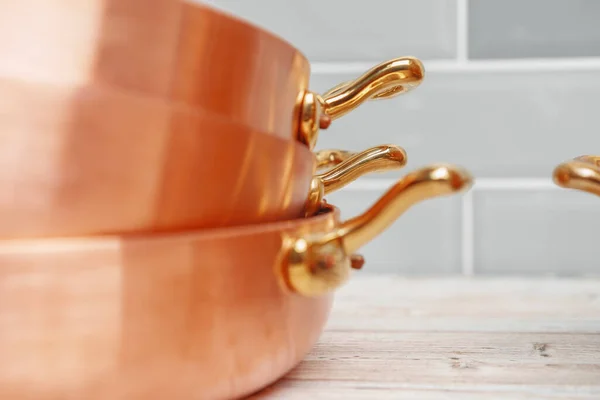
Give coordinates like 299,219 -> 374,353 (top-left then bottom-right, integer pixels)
0,79 -> 315,238
0,206 -> 339,400
0,0 -> 310,137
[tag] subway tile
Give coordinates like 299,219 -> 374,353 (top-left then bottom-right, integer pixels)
473,189 -> 600,275
324,183 -> 463,274
311,70 -> 600,178
200,0 -> 456,62
469,0 -> 600,59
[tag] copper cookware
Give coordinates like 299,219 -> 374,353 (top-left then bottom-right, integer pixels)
0,163 -> 473,400
0,0 -> 309,139
0,1 -> 424,148
0,79 -> 320,238
553,155 -> 600,196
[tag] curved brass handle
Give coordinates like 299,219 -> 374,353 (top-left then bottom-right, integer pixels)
282,164 -> 473,297
304,145 -> 408,217
297,56 -> 425,149
553,155 -> 600,196
314,149 -> 354,170
318,144 -> 407,194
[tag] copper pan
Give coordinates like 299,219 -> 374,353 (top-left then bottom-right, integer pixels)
0,0 -> 308,139
553,155 -> 600,196
0,78 -> 319,238
0,1 -> 425,148
0,163 -> 473,400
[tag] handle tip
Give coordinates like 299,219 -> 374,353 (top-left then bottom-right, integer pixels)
383,145 -> 408,166
552,163 -> 573,188
552,158 -> 600,196
403,56 -> 425,81
425,164 -> 474,194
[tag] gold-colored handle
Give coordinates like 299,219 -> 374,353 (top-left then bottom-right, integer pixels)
304,145 -> 408,217
317,144 -> 407,194
574,155 -> 600,168
553,155 -> 600,196
282,164 -> 473,297
314,149 -> 354,170
304,177 -> 325,218
297,56 -> 425,149
321,56 -> 424,118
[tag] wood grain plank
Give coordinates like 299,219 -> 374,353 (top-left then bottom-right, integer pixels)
326,275 -> 600,332
291,331 -> 600,384
252,381 -> 600,399
251,276 -> 600,398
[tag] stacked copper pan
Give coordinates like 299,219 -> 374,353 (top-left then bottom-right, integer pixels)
0,2 -> 474,399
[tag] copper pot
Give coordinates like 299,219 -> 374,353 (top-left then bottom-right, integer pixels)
0,0 -> 424,149
553,155 -> 600,196
0,163 -> 473,400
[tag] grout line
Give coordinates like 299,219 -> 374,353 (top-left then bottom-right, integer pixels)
340,178 -> 560,191
474,178 -> 559,190
460,190 -> 474,276
311,57 -> 600,74
456,0 -> 469,64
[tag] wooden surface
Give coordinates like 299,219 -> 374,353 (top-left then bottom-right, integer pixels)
251,275 -> 600,399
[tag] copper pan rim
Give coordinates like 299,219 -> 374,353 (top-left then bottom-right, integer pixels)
0,205 -> 339,249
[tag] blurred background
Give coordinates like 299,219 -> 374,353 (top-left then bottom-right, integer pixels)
202,0 -> 600,277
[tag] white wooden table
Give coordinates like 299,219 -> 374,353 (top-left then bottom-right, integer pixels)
251,275 -> 600,399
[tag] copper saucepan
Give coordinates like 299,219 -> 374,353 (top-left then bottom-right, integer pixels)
1,79 -> 318,238
0,1 -> 424,148
553,155 -> 600,196
0,163 -> 473,400
0,78 -> 406,238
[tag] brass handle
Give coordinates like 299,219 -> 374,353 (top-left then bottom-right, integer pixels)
321,56 -> 425,115
318,144 -> 407,194
282,163 -> 473,297
297,56 -> 425,149
314,149 -> 354,170
304,145 -> 408,217
553,155 -> 600,196
574,155 -> 600,168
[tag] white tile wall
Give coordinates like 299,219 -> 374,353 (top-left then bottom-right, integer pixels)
310,69 -> 600,178
469,0 -> 600,59
474,188 -> 600,276
203,0 -> 457,62
199,0 -> 600,275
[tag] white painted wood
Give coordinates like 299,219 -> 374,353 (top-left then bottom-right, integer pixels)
251,276 -> 600,398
